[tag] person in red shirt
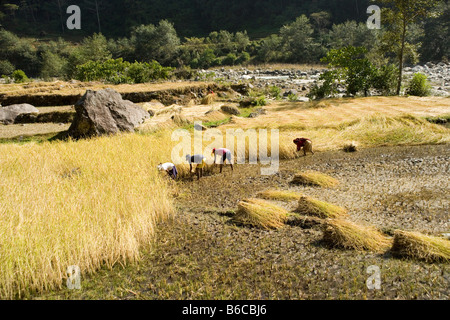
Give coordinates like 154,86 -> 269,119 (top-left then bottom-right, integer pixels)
293,138 -> 314,156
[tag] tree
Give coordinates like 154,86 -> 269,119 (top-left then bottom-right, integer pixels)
419,1 -> 449,62
279,15 -> 321,62
376,0 -> 440,95
132,20 -> 180,65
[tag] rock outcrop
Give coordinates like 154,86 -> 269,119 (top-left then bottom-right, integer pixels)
0,103 -> 39,125
68,88 -> 149,138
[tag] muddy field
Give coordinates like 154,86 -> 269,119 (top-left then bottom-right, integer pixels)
39,143 -> 449,300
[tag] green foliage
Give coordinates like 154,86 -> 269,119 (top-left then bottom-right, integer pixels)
406,73 -> 432,96
419,1 -> 450,62
40,50 -> 68,80
236,52 -> 251,65
0,60 -> 14,76
256,35 -> 282,63
322,46 -> 376,96
328,21 -> 379,51
222,53 -> 237,66
307,70 -> 339,100
267,86 -> 282,100
12,69 -> 29,83
279,15 -> 322,63
254,96 -> 267,106
132,20 -> 180,65
371,64 -> 398,96
288,93 -> 299,101
307,46 -> 398,99
0,30 -> 38,76
66,33 -> 112,78
75,58 -> 173,84
376,0 -> 441,94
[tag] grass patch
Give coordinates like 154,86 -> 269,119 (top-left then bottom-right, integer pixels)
391,230 -> 450,263
233,198 -> 288,230
203,117 -> 232,128
296,196 -> 348,219
256,190 -> 302,202
291,170 -> 339,188
323,219 -> 392,252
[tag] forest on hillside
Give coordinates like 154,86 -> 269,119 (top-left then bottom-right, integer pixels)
0,0 -> 448,95
0,0 -> 372,38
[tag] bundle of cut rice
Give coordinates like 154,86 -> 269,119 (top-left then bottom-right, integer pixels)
233,198 -> 288,230
391,230 -> 450,263
296,196 -> 347,219
323,219 -> 392,252
291,170 -> 339,188
256,190 -> 302,202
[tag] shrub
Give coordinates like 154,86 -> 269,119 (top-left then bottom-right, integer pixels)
406,73 -> 431,97
308,46 -> 380,99
288,93 -> 298,101
254,96 -> 267,106
371,64 -> 398,96
307,70 -> 339,100
0,60 -> 14,76
74,58 -> 173,84
12,69 -> 30,83
222,53 -> 237,66
236,52 -> 251,65
267,86 -> 282,99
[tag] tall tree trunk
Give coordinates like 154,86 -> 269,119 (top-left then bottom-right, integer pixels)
95,0 -> 101,33
396,18 -> 407,95
57,0 -> 65,34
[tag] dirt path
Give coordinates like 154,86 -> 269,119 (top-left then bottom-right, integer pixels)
41,144 -> 449,300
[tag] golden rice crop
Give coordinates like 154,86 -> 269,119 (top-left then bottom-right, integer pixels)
0,133 -> 175,299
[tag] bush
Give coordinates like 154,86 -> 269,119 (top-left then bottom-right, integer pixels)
406,73 -> 431,96
288,93 -> 298,101
222,53 -> 237,66
12,69 -> 30,83
307,46 -> 395,100
267,85 -> 282,99
307,70 -> 339,100
0,60 -> 14,76
371,64 -> 398,96
75,58 -> 173,84
236,52 -> 251,65
254,96 -> 267,106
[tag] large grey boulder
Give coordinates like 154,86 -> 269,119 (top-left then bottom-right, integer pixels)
0,103 -> 39,125
68,88 -> 149,138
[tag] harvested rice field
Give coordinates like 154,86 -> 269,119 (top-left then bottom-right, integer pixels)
37,143 -> 449,300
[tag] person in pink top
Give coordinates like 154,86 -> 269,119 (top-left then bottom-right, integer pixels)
212,147 -> 233,173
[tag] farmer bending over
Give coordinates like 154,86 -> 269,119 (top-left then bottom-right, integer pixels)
186,154 -> 207,180
212,148 -> 233,173
157,162 -> 178,180
293,138 -> 314,156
